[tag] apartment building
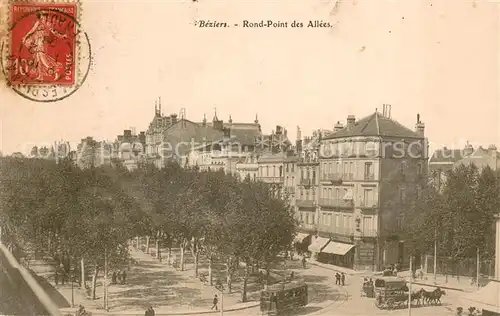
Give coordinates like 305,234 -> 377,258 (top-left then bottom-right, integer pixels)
429,143 -> 500,192
312,105 -> 428,271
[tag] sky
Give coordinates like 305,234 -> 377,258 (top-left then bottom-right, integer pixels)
0,0 -> 499,155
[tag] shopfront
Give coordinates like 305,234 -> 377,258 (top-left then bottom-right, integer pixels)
317,240 -> 355,269
308,237 -> 330,260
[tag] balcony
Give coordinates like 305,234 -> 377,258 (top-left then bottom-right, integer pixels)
300,178 -> 314,186
320,173 -> 343,182
364,173 -> 375,181
319,198 -> 354,208
357,201 -> 379,208
296,200 -> 316,208
343,173 -> 354,181
359,228 -> 378,237
317,224 -> 354,236
299,222 -> 316,231
284,187 -> 295,195
258,176 -> 284,183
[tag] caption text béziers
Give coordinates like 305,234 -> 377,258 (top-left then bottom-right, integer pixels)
196,20 -> 333,28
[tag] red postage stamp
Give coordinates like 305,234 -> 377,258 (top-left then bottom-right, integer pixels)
10,3 -> 77,85
1,0 -> 91,102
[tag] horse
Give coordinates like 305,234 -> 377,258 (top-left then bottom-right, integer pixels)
421,288 -> 445,305
410,288 -> 424,306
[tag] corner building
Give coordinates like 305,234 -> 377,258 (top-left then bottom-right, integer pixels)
316,105 -> 428,271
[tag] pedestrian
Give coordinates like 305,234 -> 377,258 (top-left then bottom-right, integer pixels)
54,269 -> 59,286
289,271 -> 294,280
341,272 -> 346,286
335,272 -> 340,285
211,294 -> 218,310
111,271 -> 117,284
301,257 -> 306,269
456,307 -> 463,316
59,263 -> 65,285
121,270 -> 127,284
393,266 -> 398,276
259,270 -> 264,283
144,306 -> 155,316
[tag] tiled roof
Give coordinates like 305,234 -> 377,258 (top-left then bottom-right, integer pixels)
324,112 -> 421,139
429,147 -> 466,164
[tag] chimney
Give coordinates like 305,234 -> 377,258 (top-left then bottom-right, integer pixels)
202,114 -> 207,127
276,125 -> 283,134
415,113 -> 425,136
346,115 -> 356,130
488,144 -> 497,157
382,104 -> 392,118
296,126 -> 302,152
284,129 -> 287,137
170,113 -> 178,124
334,121 -> 344,132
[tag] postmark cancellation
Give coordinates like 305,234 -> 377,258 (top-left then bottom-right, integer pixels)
0,0 -> 91,102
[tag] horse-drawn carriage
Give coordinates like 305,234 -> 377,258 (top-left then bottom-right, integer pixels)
374,276 -> 410,310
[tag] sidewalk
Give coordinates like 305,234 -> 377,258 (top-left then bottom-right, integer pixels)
397,270 -> 486,293
296,255 -> 372,276
29,249 -> 259,315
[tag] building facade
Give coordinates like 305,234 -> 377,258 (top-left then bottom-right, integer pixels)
310,105 -> 428,271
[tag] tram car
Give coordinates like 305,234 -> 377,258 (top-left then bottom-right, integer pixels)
260,281 -> 308,316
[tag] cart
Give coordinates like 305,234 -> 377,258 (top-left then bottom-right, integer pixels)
373,276 -> 409,310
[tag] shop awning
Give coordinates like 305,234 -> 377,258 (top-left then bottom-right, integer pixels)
308,237 -> 329,253
321,241 -> 355,255
461,280 -> 500,313
294,233 -> 309,243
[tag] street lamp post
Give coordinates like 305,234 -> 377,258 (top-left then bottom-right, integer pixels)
71,265 -> 74,307
408,255 -> 412,316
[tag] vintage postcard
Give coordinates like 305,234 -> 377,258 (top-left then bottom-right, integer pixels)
0,0 -> 499,315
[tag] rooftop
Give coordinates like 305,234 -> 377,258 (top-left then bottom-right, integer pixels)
324,111 -> 422,140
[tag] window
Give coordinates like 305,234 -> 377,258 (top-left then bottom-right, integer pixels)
266,166 -> 269,177
329,163 -> 333,173
291,176 -> 295,186
399,187 -> 406,203
300,189 -> 304,198
363,189 -> 372,205
364,162 -> 373,176
400,162 -> 406,176
417,163 -> 422,175
323,188 -> 327,198
305,190 -> 309,200
335,188 -> 340,199
300,212 -> 304,223
328,188 -> 332,198
307,169 -> 311,180
343,162 -> 348,175
301,168 -> 304,180
416,185 -> 421,199
312,170 -> 316,182
349,162 -> 354,174
286,164 -> 289,173
273,166 -> 276,176
279,165 -> 283,177
291,164 -> 294,172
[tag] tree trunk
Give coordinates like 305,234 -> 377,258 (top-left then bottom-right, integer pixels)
146,236 -> 150,255
190,239 -> 199,277
91,265 -> 99,300
80,259 -> 85,290
226,258 -> 234,294
241,260 -> 250,302
265,263 -> 270,290
209,257 -> 213,286
155,239 -> 161,261
180,239 -> 186,271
